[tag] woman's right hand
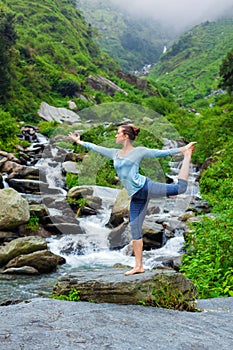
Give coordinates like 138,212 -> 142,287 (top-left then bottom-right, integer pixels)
68,132 -> 82,144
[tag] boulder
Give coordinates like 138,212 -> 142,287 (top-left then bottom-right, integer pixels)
62,161 -> 80,174
7,166 -> 41,181
87,75 -> 127,96
44,222 -> 84,235
0,231 -> 19,243
0,188 -> 30,230
108,189 -> 130,227
5,250 -> 66,273
52,268 -> 197,306
108,222 -> 131,250
67,185 -> 102,213
29,204 -> 50,218
38,102 -> 81,124
0,236 -> 47,267
7,178 -> 49,194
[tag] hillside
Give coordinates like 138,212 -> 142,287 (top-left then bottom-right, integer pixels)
149,19 -> 233,107
77,0 -> 173,73
0,0 -> 120,120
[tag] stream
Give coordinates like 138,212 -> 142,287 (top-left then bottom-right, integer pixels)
0,134 -> 200,304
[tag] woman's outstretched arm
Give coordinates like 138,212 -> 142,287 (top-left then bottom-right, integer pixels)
68,132 -> 117,159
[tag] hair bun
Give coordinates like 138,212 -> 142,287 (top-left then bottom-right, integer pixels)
133,126 -> 140,136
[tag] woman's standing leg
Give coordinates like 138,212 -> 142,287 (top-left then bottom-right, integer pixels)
125,182 -> 149,275
125,239 -> 144,275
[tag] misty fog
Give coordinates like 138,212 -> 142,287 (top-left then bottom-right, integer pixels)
111,0 -> 233,31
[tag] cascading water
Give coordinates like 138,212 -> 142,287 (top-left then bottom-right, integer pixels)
45,138 -> 200,272
0,134 -> 201,303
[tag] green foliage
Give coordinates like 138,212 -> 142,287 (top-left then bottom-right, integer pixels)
0,108 -> 19,151
181,141 -> 233,298
180,215 -> 233,298
1,0 -> 118,117
52,288 -> 81,301
142,96 -> 178,115
96,159 -> 118,187
219,47 -> 233,95
25,216 -> 40,232
199,141 -> 233,210
139,276 -> 196,311
77,0 -> 172,72
150,20 -> 233,107
0,7 -> 17,104
37,120 -> 61,138
66,173 -> 79,189
55,79 -> 80,98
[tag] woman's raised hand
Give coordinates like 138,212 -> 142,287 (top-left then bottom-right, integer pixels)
68,131 -> 81,144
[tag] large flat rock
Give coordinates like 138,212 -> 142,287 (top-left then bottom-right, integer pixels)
0,297 -> 232,350
52,268 -> 197,306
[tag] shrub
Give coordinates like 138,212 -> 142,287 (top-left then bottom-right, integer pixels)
0,109 -> 19,152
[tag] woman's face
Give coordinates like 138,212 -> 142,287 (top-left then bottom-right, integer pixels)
115,127 -> 127,144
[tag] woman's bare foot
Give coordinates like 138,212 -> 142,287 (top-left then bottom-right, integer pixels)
124,267 -> 145,276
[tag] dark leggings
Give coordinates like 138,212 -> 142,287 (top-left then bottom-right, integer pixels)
130,178 -> 188,240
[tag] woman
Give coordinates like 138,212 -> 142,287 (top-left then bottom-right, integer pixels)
69,125 -> 196,275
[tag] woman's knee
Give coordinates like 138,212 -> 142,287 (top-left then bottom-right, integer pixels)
178,179 -> 188,194
130,221 -> 143,240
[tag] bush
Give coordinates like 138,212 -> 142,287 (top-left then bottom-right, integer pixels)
0,109 -> 19,152
56,79 -> 80,97
181,140 -> 233,298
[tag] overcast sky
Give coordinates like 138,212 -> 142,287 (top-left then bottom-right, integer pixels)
111,0 -> 233,31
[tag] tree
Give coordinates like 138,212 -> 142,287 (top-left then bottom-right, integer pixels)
0,8 -> 17,104
219,48 -> 233,95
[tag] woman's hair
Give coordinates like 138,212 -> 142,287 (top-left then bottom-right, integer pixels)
121,125 -> 140,140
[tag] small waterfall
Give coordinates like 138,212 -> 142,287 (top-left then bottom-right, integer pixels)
2,174 -> 9,188
46,138 -> 200,271
4,133 -> 199,271
47,186 -> 138,270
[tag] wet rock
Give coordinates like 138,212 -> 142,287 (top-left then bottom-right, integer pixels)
178,211 -> 196,221
0,231 -> 19,243
29,204 -> 50,218
62,161 -> 80,174
108,222 -> 131,250
5,249 -> 66,273
44,222 -> 84,235
0,188 -> 30,230
67,185 -> 102,213
7,178 -> 49,194
0,236 -> 47,267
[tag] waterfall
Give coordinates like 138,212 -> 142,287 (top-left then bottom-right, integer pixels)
47,186 -> 138,270
5,133 -> 199,271
0,135 -> 201,302
45,139 -> 200,271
